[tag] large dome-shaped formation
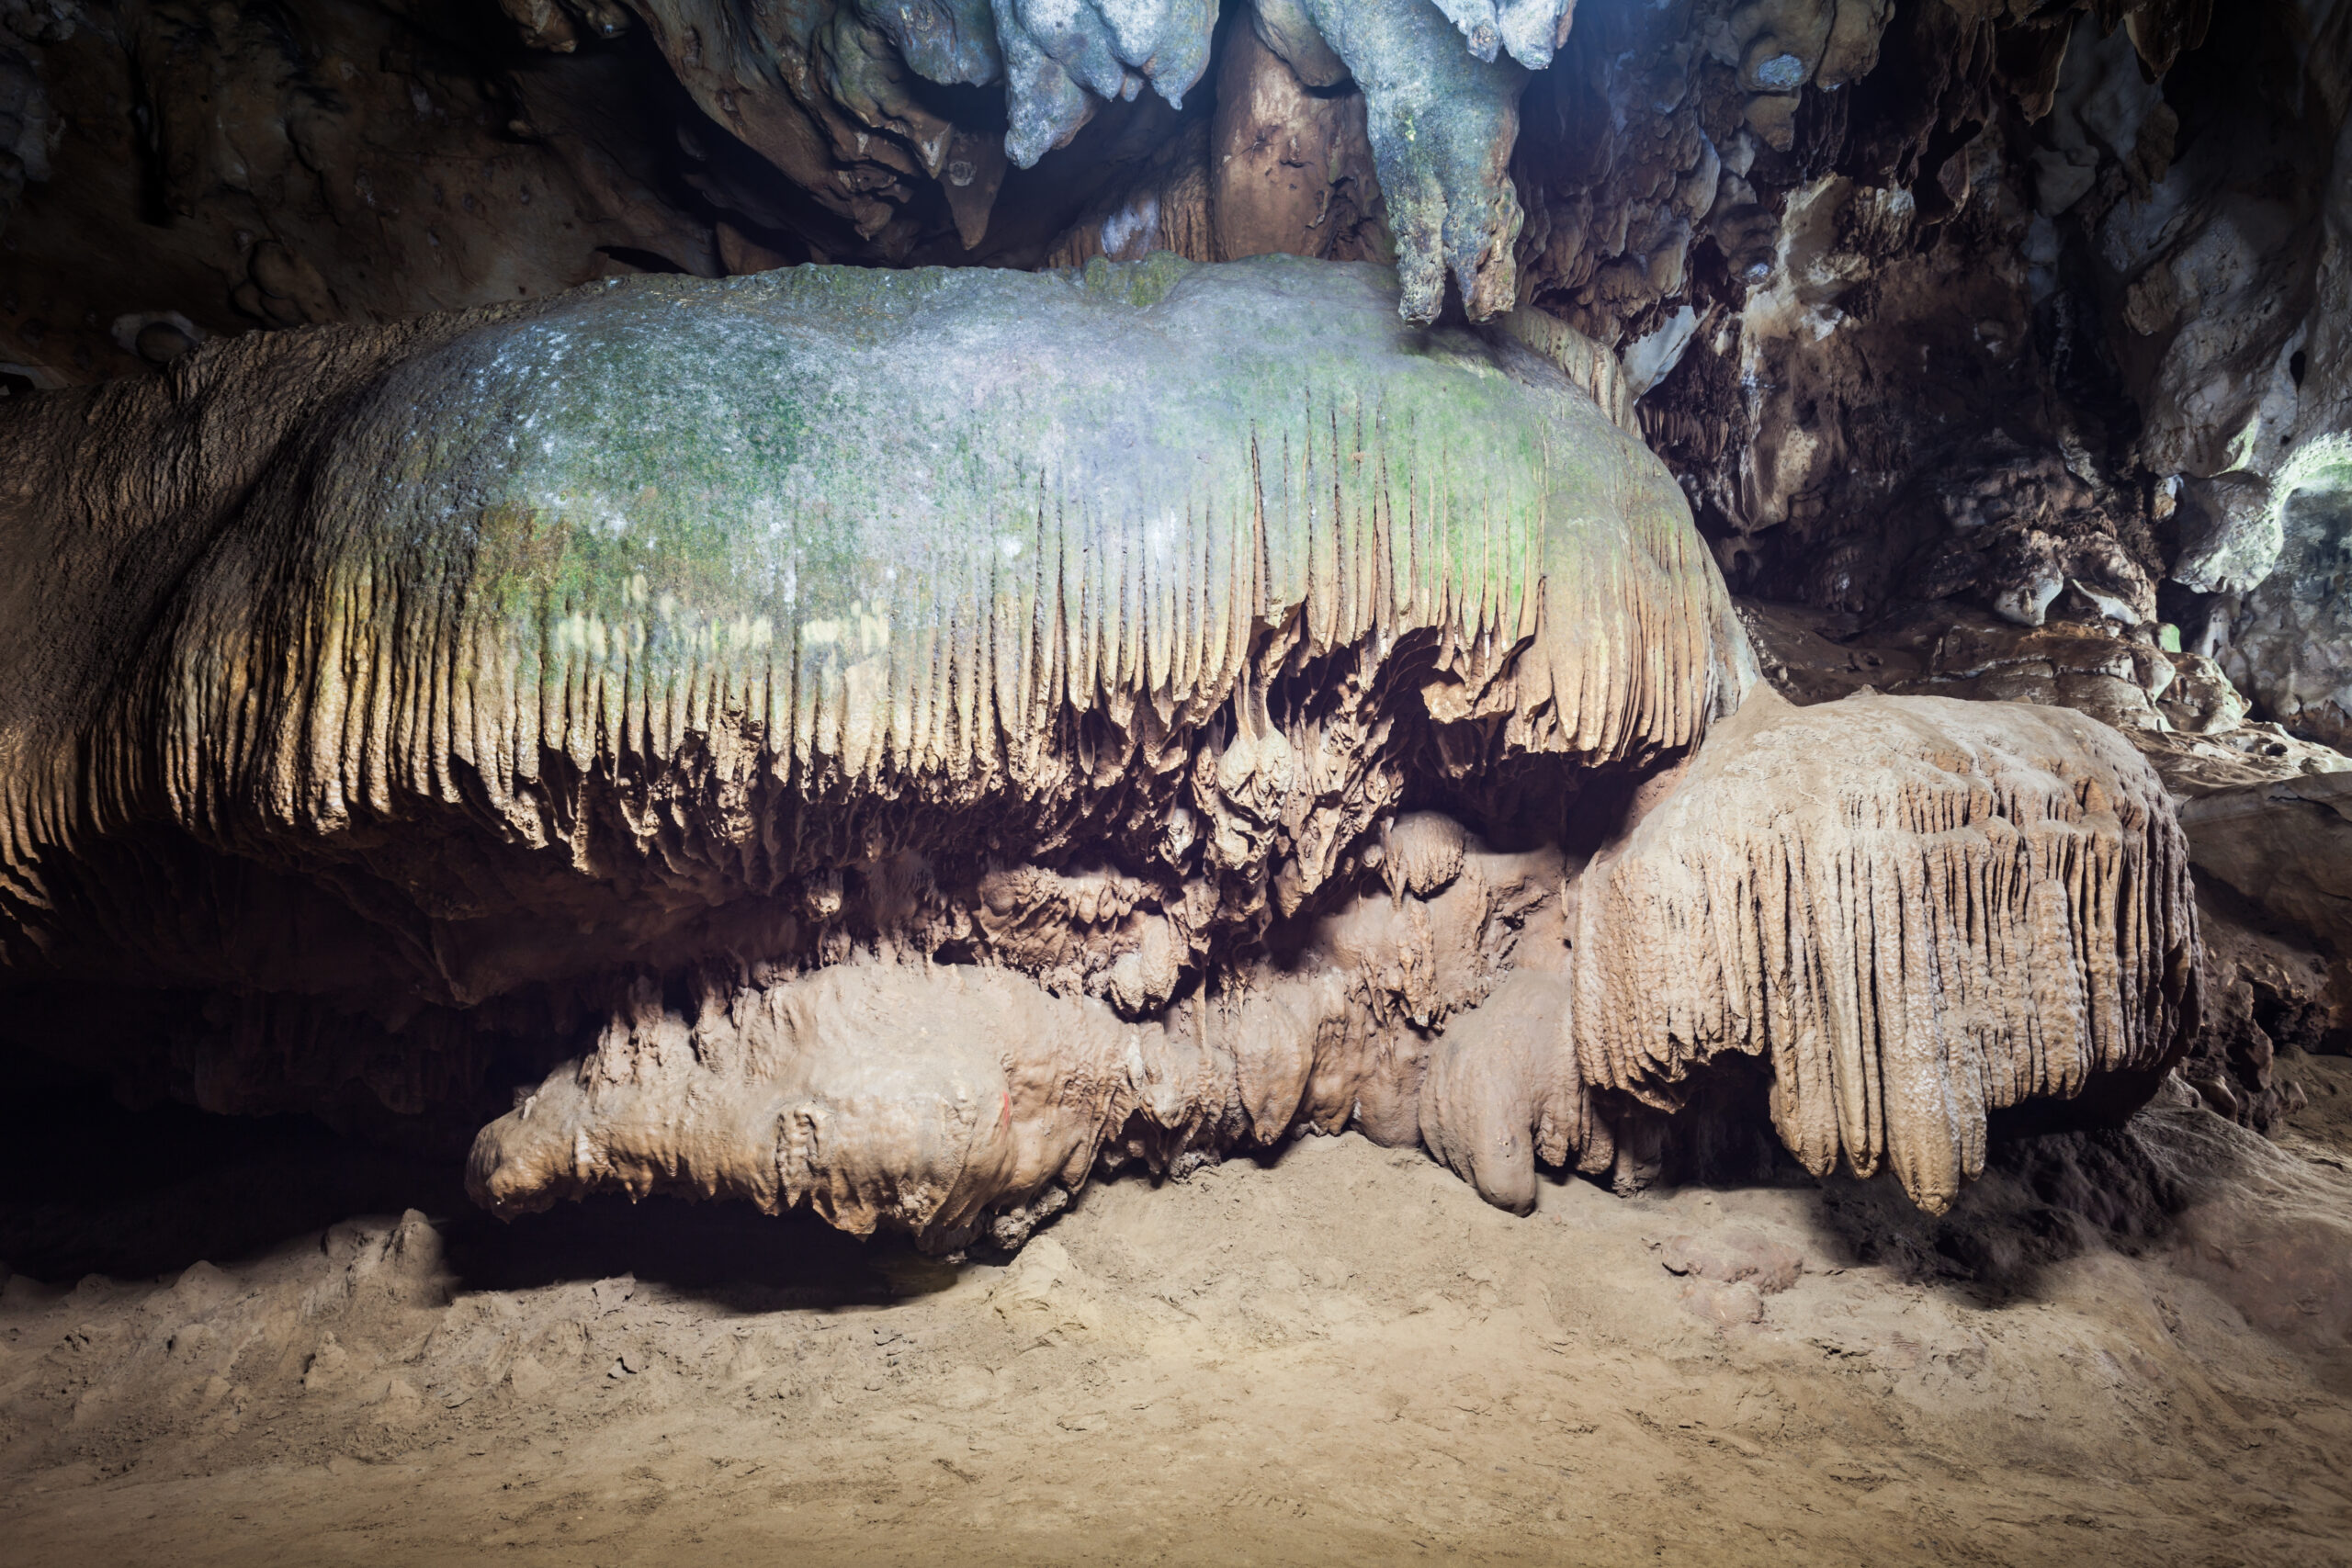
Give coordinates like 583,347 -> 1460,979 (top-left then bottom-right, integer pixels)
0,255 -> 2199,1243
6,0 -> 2352,1550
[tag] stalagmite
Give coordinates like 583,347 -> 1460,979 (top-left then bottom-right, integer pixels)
470,835 -> 1575,1248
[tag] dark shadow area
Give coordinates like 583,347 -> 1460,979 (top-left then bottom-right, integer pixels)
0,1055 -> 978,1312
1797,1118 -> 2193,1306
0,1055 -> 460,1282
436,1193 -> 956,1310
1590,1049 -> 2228,1308
0,1032 -> 2293,1325
594,244 -> 695,276
0,1054 -> 959,1308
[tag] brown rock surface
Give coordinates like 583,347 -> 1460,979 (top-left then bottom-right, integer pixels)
1205,20 -> 1377,266
0,0 -> 2347,1551
0,253 -> 2226,1242
2180,773 -> 2352,969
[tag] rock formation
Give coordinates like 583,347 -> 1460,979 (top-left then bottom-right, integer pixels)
0,0 -> 2346,1257
1574,688 -> 2199,1213
0,253 -> 2215,1245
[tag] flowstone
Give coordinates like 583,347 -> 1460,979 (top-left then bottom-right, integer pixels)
0,254 -> 2201,1245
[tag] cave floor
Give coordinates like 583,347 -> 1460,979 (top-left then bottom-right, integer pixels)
3,1065 -> 2350,1567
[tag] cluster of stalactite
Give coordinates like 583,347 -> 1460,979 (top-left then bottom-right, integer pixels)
1572,689 -> 2202,1213
0,257 -> 2208,1240
0,257 -> 1736,1111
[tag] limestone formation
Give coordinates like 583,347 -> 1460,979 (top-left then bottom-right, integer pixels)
503,0 -> 1542,319
1573,689 -> 2201,1213
472,833 -> 1577,1246
1204,23 -> 1380,271
0,254 -> 1732,1164
1287,0 -> 1530,323
470,682 -> 2203,1237
2222,439 -> 2352,751
12,25 -> 2352,1564
1732,592 -> 2352,1145
0,254 -> 2222,1242
2181,773 -> 2352,982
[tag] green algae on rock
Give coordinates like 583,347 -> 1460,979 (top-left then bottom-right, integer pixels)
0,254 -> 1738,1086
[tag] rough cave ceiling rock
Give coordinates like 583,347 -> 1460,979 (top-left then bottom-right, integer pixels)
2222,439 -> 2352,747
6,0 -> 2339,631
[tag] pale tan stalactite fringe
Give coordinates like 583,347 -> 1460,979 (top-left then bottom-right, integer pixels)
1571,688 -> 2202,1213
0,262 -> 1747,922
468,840 -> 1576,1238
0,258 -> 2208,1236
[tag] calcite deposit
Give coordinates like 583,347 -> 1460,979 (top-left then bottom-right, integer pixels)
0,0 -> 2342,1247
0,254 -> 2211,1246
1574,689 -> 2199,1213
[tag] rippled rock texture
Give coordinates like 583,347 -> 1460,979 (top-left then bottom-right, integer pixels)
6,0 -> 2346,677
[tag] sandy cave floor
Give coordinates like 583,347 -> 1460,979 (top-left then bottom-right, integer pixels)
1,1061 -> 2349,1566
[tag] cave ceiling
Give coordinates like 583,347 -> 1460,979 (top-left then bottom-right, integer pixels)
4,0 -> 2346,625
